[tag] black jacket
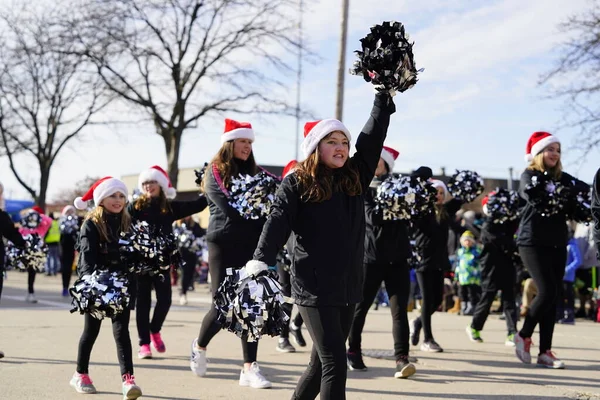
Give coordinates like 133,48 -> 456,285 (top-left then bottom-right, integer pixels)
253,93 -> 395,306
591,168 -> 600,259
0,210 -> 25,270
480,219 -> 518,268
204,159 -> 266,246
411,198 -> 462,272
364,175 -> 411,265
516,169 -> 574,248
77,213 -> 127,277
128,196 -> 207,235
59,216 -> 83,255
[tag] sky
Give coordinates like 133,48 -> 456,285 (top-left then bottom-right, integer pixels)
1,0 -> 598,201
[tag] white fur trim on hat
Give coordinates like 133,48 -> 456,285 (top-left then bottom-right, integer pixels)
138,168 -> 176,199
380,149 -> 396,171
221,128 -> 255,144
74,178 -> 128,210
430,179 -> 450,202
526,135 -> 560,162
301,119 -> 351,158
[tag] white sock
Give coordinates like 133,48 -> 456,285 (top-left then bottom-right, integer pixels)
290,323 -> 299,330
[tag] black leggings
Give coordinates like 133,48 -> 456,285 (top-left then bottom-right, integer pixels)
181,251 -> 197,295
348,261 -> 410,360
415,269 -> 444,342
518,245 -> 566,353
197,241 -> 258,363
277,264 -> 304,339
28,268 -> 36,294
471,247 -> 517,334
136,271 -> 172,346
562,281 -> 575,309
76,310 -> 133,376
61,248 -> 75,291
293,304 -> 355,400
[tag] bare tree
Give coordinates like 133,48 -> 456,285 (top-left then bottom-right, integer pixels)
50,176 -> 102,205
63,0 -> 307,187
0,8 -> 109,209
541,1 -> 600,155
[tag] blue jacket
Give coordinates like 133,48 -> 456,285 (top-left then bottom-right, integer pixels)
564,237 -> 582,282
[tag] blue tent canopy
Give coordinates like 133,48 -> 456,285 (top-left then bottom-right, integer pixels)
4,199 -> 35,222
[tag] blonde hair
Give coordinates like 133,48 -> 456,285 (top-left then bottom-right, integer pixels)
85,205 -> 131,243
527,151 -> 562,180
203,141 -> 258,191
295,135 -> 361,203
134,188 -> 170,214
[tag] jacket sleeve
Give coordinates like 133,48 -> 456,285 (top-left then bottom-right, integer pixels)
253,175 -> 299,266
519,169 -> 535,203
365,187 -> 384,226
445,198 -> 463,220
170,196 -> 208,221
204,166 -> 244,221
351,93 -> 396,191
593,168 -> 600,259
0,211 -> 25,247
565,242 -> 582,276
77,220 -> 100,277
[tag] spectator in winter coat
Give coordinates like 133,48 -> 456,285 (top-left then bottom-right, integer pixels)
454,230 -> 481,316
558,231 -> 582,324
19,206 -> 53,303
250,92 -> 395,399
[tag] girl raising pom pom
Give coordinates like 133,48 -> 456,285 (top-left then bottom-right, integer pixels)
249,91 -> 396,399
70,177 -> 142,399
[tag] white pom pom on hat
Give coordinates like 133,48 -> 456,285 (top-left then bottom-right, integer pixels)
138,165 -> 177,199
74,177 -> 128,210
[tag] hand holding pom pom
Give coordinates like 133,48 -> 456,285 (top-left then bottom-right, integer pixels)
447,170 -> 484,203
524,172 -> 569,217
374,174 -> 437,220
228,171 -> 281,220
484,188 -> 520,224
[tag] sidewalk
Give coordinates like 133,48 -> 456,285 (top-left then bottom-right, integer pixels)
1,271 -> 598,399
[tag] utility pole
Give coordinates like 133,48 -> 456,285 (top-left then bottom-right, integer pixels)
335,0 -> 350,121
294,0 -> 304,160
508,167 -> 514,190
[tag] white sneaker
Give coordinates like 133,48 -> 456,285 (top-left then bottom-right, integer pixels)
25,293 -> 38,303
537,350 -> 565,369
190,339 -> 207,376
239,362 -> 272,389
180,294 -> 188,305
69,372 -> 97,394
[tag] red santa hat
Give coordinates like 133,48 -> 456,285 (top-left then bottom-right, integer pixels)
481,192 -> 494,215
282,160 -> 298,178
61,205 -> 76,216
380,146 -> 399,171
138,165 -> 177,199
31,206 -> 45,215
525,131 -> 560,162
221,118 -> 255,144
300,119 -> 351,158
74,177 -> 128,210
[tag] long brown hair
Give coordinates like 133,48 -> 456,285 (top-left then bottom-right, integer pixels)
295,138 -> 362,202
85,205 -> 131,243
202,140 -> 258,191
134,189 -> 171,214
527,151 -> 563,180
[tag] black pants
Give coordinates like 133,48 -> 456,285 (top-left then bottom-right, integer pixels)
293,304 -> 355,400
348,261 -> 410,360
60,247 -> 75,291
562,281 -> 575,309
181,251 -> 197,295
518,245 -> 566,354
0,268 -> 4,302
277,264 -> 304,339
472,247 -> 517,333
28,268 -> 36,294
459,284 -> 481,304
136,271 -> 172,346
197,241 -> 258,363
76,310 -> 133,376
414,269 -> 444,342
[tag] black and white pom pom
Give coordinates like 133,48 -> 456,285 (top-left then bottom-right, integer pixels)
59,215 -> 80,238
5,233 -> 48,272
119,221 -> 181,276
172,223 -> 204,255
20,210 -> 42,229
447,170 -> 484,203
69,270 -> 130,320
194,163 -> 209,187
566,178 -> 592,224
407,240 -> 420,270
349,21 -> 419,95
485,188 -> 520,224
374,175 -> 437,220
228,171 -> 280,220
276,246 -> 292,273
524,172 -> 569,217
214,265 -> 289,341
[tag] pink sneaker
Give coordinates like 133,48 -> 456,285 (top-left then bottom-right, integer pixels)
515,333 -> 532,364
537,350 -> 565,369
122,373 -> 142,399
150,332 -> 166,353
70,372 -> 97,394
138,344 -> 152,359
